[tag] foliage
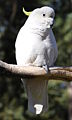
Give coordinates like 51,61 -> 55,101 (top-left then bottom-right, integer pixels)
0,0 -> 72,120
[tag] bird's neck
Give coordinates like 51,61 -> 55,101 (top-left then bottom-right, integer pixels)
28,26 -> 51,37
24,22 -> 53,39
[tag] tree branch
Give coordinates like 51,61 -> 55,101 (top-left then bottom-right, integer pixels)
0,60 -> 72,81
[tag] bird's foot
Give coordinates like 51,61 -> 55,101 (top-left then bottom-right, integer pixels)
43,65 -> 49,73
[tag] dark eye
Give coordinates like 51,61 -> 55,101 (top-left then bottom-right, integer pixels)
43,13 -> 45,17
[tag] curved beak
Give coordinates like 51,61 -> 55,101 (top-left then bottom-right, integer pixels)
50,20 -> 54,28
23,7 -> 32,16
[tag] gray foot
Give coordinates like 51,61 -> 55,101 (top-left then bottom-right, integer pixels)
43,65 -> 49,73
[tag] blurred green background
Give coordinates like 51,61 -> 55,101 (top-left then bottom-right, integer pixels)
0,0 -> 72,120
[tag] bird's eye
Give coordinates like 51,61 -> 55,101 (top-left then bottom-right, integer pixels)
43,14 -> 45,17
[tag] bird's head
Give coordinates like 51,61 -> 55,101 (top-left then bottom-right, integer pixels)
23,6 -> 55,31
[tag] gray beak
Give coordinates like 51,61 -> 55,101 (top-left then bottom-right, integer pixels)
50,20 -> 54,28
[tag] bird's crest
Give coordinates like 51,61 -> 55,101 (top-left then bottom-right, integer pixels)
23,7 -> 32,16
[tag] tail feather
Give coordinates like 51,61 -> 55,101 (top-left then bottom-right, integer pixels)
22,78 -> 48,114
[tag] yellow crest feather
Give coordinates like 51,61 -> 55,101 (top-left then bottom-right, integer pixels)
23,7 -> 32,16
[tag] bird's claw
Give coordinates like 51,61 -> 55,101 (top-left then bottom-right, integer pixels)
43,65 -> 49,73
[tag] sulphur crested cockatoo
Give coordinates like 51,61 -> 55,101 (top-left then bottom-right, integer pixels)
15,6 -> 58,114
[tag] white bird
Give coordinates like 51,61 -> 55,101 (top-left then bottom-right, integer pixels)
15,6 -> 58,114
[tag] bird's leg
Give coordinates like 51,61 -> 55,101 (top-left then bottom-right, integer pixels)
43,64 -> 49,73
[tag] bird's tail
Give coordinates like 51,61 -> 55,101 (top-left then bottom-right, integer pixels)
22,78 -> 48,114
